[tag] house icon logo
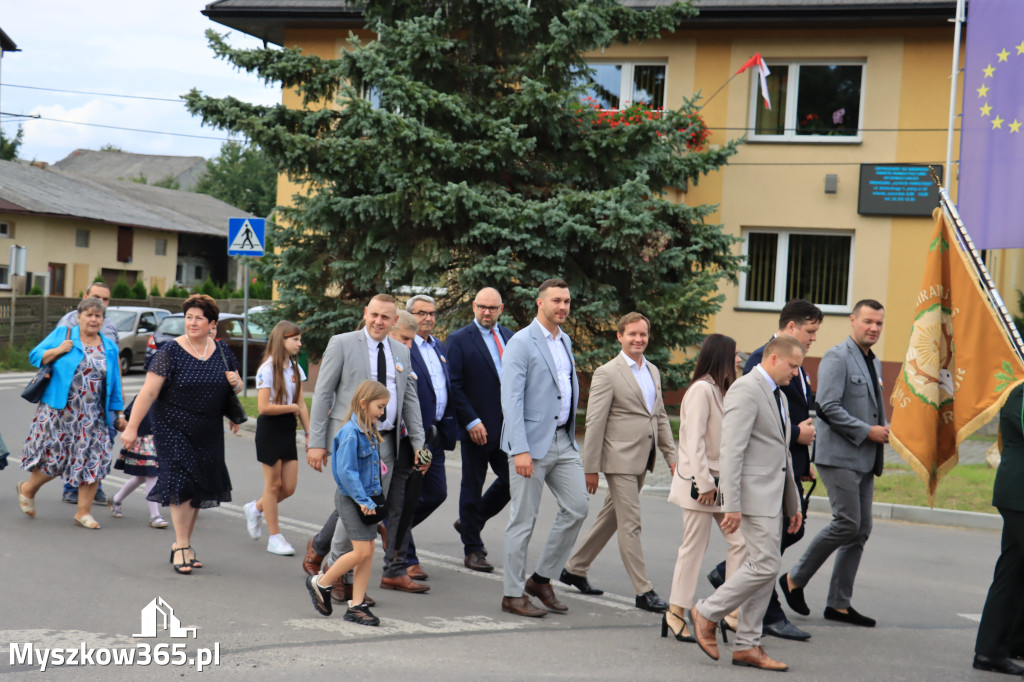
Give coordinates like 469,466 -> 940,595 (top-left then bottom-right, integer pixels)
133,597 -> 198,639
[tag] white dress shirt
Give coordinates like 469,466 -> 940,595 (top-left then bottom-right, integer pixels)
621,351 -> 656,413
414,333 -> 448,422
537,319 -> 573,427
364,327 -> 397,431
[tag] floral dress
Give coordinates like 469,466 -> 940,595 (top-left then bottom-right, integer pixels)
21,344 -> 112,485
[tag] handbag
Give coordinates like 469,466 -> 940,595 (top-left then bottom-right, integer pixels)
215,341 -> 248,425
21,327 -> 72,404
356,494 -> 387,525
690,475 -> 720,501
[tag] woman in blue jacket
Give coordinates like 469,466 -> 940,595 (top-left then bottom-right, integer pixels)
15,297 -> 125,529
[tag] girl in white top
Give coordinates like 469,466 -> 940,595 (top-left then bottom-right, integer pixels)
243,321 -> 310,555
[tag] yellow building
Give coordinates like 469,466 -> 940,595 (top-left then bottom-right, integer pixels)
206,0 -> 1024,400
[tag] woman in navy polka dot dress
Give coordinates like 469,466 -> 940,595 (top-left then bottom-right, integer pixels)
122,294 -> 243,574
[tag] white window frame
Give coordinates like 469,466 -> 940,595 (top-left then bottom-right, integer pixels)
747,60 -> 866,144
155,238 -> 167,256
583,60 -> 668,110
0,221 -> 11,238
0,264 -> 9,288
738,228 -> 855,313
75,229 -> 90,248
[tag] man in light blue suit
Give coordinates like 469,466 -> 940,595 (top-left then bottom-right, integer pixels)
500,279 -> 588,618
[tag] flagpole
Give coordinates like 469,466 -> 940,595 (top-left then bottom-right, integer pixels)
944,0 -> 966,190
936,183 -> 1024,365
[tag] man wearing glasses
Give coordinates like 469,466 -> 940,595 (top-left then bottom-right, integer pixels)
446,288 -> 516,572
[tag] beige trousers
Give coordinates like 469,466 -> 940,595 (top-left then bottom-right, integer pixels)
669,506 -> 747,609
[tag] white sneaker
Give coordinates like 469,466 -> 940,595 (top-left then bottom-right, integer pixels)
267,534 -> 295,556
243,501 -> 262,540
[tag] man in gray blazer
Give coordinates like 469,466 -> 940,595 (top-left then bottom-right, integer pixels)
303,293 -> 426,599
781,299 -> 888,628
500,279 -> 588,618
690,335 -> 803,672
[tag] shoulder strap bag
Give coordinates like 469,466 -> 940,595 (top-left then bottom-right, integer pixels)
216,341 -> 248,425
22,327 -> 72,404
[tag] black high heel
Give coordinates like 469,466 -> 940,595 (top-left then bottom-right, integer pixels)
719,620 -> 730,643
661,610 -> 696,643
169,547 -> 192,575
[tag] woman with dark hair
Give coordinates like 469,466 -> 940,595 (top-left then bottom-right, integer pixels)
661,334 -> 747,642
121,294 -> 242,574
16,297 -> 125,529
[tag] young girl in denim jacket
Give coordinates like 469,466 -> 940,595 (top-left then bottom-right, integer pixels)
305,380 -> 390,627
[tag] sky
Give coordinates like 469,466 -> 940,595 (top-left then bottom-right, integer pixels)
0,1 -> 281,164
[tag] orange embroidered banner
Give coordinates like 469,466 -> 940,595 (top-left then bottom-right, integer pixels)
889,207 -> 1024,504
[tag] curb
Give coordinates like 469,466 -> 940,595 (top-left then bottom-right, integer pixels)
643,485 -> 1001,531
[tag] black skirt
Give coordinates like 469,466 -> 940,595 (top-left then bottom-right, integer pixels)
255,413 -> 298,465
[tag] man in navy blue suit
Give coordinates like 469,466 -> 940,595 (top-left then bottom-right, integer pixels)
446,287 -> 515,572
710,299 -> 822,641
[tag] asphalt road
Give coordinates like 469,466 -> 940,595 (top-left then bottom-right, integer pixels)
0,370 -> 1008,680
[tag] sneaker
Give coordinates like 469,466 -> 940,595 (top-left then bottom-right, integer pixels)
63,490 -> 79,505
267,534 -> 295,556
93,489 -> 108,505
344,602 -> 380,627
243,501 -> 263,540
149,515 -> 168,529
306,574 -> 333,616
109,500 -> 124,518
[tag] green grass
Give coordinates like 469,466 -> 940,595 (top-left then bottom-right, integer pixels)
0,343 -> 39,372
810,462 -> 997,514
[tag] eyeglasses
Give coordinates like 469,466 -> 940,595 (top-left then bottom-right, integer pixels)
412,310 -> 436,318
475,305 -> 501,312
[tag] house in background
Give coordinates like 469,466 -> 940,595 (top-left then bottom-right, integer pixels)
52,149 -> 208,191
203,0 -> 1024,402
0,158 -> 253,295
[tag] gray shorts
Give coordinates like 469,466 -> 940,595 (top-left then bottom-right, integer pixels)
334,489 -> 378,542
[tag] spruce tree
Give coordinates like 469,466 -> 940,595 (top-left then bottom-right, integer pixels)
185,0 -> 741,385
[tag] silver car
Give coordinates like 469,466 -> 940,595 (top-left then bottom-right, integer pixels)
106,306 -> 172,374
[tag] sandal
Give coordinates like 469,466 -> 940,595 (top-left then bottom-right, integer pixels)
16,482 -> 35,518
149,515 -> 168,529
169,546 -> 193,574
74,514 -> 101,529
187,546 -> 203,569
109,500 -> 124,518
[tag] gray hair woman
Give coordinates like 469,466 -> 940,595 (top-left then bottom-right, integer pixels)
16,297 -> 126,528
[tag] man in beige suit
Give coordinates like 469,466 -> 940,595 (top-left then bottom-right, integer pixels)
560,312 -> 677,612
690,335 -> 803,672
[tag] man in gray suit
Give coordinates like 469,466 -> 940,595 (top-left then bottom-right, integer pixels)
500,279 -> 588,618
690,335 -> 803,672
304,293 -> 426,600
780,299 -> 888,628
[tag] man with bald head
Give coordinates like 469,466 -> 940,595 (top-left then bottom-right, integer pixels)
446,287 -> 516,572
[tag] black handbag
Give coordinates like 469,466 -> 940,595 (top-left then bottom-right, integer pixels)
356,494 -> 388,525
21,327 -> 72,404
215,341 -> 248,425
690,475 -> 720,501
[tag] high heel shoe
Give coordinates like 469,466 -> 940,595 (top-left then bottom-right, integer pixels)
169,547 -> 192,575
719,620 -> 729,643
660,610 -> 696,643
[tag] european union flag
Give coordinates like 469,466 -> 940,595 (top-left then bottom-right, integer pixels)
958,0 -> 1024,249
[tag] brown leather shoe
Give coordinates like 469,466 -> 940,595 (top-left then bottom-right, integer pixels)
381,574 -> 430,593
377,522 -> 387,552
501,594 -> 546,618
690,606 -> 720,661
302,537 -> 324,576
732,646 -> 788,671
330,578 -> 375,606
464,551 -> 494,572
525,578 -> 568,613
407,564 -> 429,581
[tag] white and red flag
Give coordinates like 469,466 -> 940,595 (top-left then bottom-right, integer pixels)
737,53 -> 771,110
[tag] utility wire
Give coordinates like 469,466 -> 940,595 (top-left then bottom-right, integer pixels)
1,83 -> 183,103
0,112 -> 229,141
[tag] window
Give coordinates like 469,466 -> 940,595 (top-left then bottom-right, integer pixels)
749,61 -> 864,142
0,221 -> 12,238
48,263 -> 66,296
75,229 -> 90,247
0,264 -> 8,288
155,238 -> 167,256
583,61 -> 667,110
740,229 -> 854,312
117,226 -> 134,262
194,265 -> 203,281
139,312 -> 158,332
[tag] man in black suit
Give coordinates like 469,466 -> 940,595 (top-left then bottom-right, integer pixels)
710,299 -> 822,642
973,382 -> 1024,676
446,287 -> 515,572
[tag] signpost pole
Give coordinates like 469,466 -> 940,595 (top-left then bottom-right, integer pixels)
242,261 -> 249,398
227,217 -> 264,399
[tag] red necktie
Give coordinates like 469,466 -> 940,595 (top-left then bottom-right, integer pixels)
491,329 -> 504,359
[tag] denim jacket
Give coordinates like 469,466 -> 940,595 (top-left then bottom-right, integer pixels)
331,414 -> 383,509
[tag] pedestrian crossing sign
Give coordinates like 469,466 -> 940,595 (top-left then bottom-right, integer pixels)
227,218 -> 265,257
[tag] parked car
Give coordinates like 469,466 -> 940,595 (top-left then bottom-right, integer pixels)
106,306 -> 172,374
146,313 -> 268,377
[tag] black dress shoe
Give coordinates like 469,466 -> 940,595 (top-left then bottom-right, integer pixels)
635,590 -> 668,613
763,619 -> 811,641
707,567 -> 725,590
778,574 -> 810,616
559,569 -> 603,595
973,654 -> 1024,675
824,606 -> 875,627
